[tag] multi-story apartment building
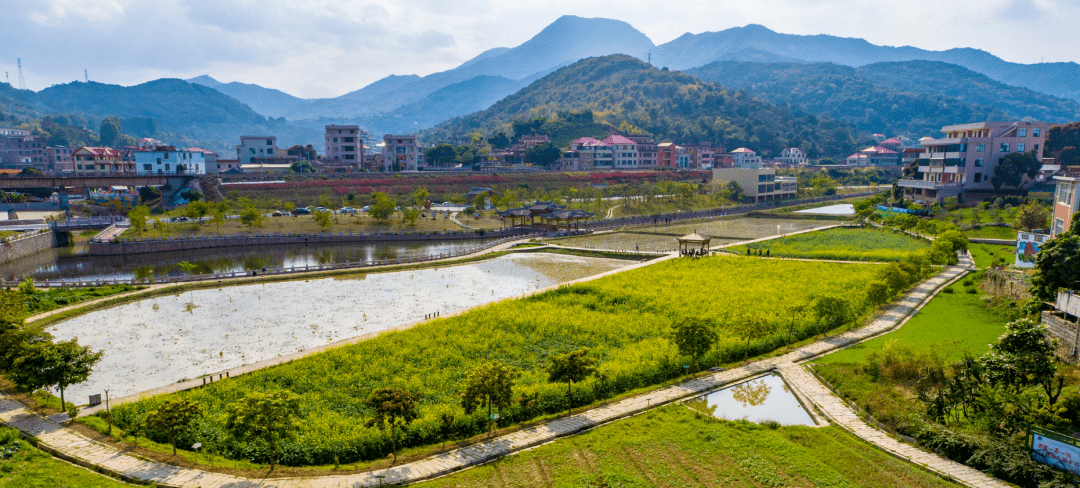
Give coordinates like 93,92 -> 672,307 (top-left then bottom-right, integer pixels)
679,142 -> 719,169
563,137 -> 612,170
1052,166 -> 1080,237
383,134 -> 423,171
726,148 -> 763,168
899,120 -> 1049,202
45,146 -> 74,173
236,136 -> 279,165
658,143 -> 691,169
72,147 -> 130,174
563,135 -> 660,170
135,146 -> 207,175
187,148 -> 218,173
626,135 -> 658,168
0,129 -> 45,169
778,147 -> 809,166
713,166 -> 797,202
325,125 -> 365,163
844,146 -> 900,166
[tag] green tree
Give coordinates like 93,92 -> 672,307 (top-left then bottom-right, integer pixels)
980,318 -> 1060,401
733,311 -> 773,361
413,187 -> 430,207
524,143 -> 562,167
128,205 -> 150,234
98,116 -> 122,147
1031,233 -> 1080,301
425,144 -> 458,167
866,280 -> 890,311
224,390 -> 302,472
991,151 -> 1041,190
670,317 -> 717,370
209,203 -> 226,231
460,360 -> 517,435
9,338 -> 103,413
369,192 -> 396,222
313,210 -> 332,230
239,207 -> 263,229
364,388 -> 419,465
783,301 -> 808,347
184,200 -> 209,223
813,295 -> 855,335
546,349 -> 596,416
1013,202 -> 1050,231
400,207 -> 421,226
146,399 -> 202,455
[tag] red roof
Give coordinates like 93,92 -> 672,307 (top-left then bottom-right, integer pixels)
572,137 -> 602,146
880,138 -> 902,144
602,135 -> 636,145
186,147 -> 218,155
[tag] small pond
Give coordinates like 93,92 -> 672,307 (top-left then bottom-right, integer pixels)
794,203 -> 855,216
49,252 -> 632,402
685,374 -> 816,426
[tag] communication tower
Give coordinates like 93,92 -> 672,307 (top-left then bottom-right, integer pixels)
85,69 -> 89,82
17,58 -> 25,90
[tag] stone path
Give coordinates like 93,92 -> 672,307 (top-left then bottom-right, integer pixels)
0,252 -> 1006,487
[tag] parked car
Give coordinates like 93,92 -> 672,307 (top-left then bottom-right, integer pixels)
294,207 -> 311,215
271,210 -> 288,217
315,206 -> 329,213
339,206 -> 357,214
361,205 -> 371,212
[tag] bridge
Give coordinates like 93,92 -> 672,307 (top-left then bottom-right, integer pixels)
0,174 -> 194,193
50,216 -> 123,231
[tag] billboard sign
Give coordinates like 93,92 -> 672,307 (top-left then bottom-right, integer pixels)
1015,232 -> 1050,268
1031,427 -> 1080,477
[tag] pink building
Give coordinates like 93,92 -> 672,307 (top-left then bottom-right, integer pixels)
46,146 -> 74,173
325,125 -> 364,163
844,146 -> 900,166
0,128 -> 45,169
1052,166 -> 1080,237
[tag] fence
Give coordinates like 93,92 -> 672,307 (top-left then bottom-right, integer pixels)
50,216 -> 123,230
14,232 -> 544,289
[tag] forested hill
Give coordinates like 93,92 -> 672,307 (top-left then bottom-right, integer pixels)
685,60 -> 1080,136
424,55 -> 862,159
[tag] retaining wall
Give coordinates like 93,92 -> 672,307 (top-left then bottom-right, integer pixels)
1044,310 -> 1080,364
0,231 -> 55,265
87,228 -> 528,255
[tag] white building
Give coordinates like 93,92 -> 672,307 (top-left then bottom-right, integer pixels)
728,148 -> 762,168
237,136 -> 279,165
777,147 -> 808,166
135,146 -> 207,175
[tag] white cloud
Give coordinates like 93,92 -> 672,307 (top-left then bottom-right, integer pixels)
0,0 -> 1075,98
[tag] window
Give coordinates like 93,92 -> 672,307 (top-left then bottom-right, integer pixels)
1018,143 -> 1026,152
974,173 -> 982,183
343,137 -> 354,143
974,159 -> 983,167
976,143 -> 986,152
165,164 -> 170,171
1000,143 -> 1010,153
1033,128 -> 1041,137
332,138 -> 337,143
143,164 -> 151,171
758,185 -> 767,193
249,148 -> 256,155
266,139 -> 273,145
1018,128 -> 1027,137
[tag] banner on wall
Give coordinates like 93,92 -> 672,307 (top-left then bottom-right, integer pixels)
1015,232 -> 1050,268
1031,428 -> 1080,477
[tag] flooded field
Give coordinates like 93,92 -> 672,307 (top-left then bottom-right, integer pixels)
49,252 -> 631,402
554,217 -> 831,250
686,374 -> 815,426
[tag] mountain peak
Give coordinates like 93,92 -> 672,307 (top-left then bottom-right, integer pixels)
186,75 -> 222,87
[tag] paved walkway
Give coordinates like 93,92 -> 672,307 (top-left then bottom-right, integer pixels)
1,252 -> 998,487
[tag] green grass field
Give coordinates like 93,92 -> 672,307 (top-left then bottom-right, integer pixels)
0,427 -> 132,488
968,243 -> 1016,269
110,255 -> 881,467
421,405 -> 960,488
735,227 -> 929,262
962,226 -> 1017,240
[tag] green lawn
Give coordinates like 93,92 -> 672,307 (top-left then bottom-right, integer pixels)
815,273 -> 1010,366
421,405 -> 960,488
0,427 -> 133,487
962,225 -> 1017,240
968,243 -> 1016,269
111,256 -> 882,467
734,227 -> 929,261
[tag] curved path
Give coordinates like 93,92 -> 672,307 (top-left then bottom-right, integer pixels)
0,253 -> 1006,487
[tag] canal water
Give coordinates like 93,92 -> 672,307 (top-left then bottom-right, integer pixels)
0,239 -> 490,283
47,252 -> 632,402
685,374 -> 816,426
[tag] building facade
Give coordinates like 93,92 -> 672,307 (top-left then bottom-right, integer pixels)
0,129 -> 45,169
1052,166 -> 1080,237
236,136 -> 279,165
778,147 -> 808,166
383,134 -> 423,171
72,147 -> 131,174
713,167 -> 797,202
726,148 -> 762,168
325,125 -> 365,163
45,146 -> 74,173
135,146 -> 207,175
899,120 -> 1050,202
844,146 -> 900,166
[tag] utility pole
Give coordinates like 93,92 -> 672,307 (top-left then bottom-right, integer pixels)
17,58 -> 26,90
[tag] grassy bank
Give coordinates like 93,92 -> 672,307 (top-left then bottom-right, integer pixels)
0,427 -> 133,488
421,405 -> 960,488
109,255 -> 881,467
735,227 -> 929,262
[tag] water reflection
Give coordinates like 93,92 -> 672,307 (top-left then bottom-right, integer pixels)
686,374 -> 815,426
0,240 -> 490,282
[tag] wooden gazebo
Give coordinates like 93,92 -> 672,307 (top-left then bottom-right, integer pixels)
541,209 -> 595,232
497,201 -> 564,228
677,232 -> 711,256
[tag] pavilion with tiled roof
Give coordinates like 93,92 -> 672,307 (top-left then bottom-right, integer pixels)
540,208 -> 595,232
497,201 -> 565,228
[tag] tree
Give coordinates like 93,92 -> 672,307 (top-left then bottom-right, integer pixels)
128,205 -> 150,234
866,280 -> 890,311
670,317 -> 717,371
99,116 -> 122,147
783,301 -> 808,347
364,388 -> 419,465
546,349 -> 596,416
289,161 -> 314,173
524,143 -> 562,167
313,210 -> 332,230
980,318 -> 1059,401
813,295 -> 855,335
489,132 -> 510,149
286,144 -> 317,160
724,181 -> 743,200
239,206 -> 263,229
184,201 -> 209,223
400,207 -> 421,226
991,151 -> 1040,189
225,390 -> 301,472
1031,233 -> 1080,301
20,167 -> 43,176
1014,202 -> 1050,231
733,311 -> 773,361
210,203 -> 226,230
9,338 -> 103,413
146,399 -> 202,455
425,144 -> 458,167
460,360 -> 517,434
369,192 -> 396,222
413,187 -> 430,208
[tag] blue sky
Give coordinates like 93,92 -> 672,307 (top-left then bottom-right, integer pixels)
0,0 -> 1075,98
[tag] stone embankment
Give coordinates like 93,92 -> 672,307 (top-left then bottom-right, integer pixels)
0,230 -> 56,265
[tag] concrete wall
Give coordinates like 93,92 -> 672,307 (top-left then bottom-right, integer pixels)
1044,311 -> 1080,364
0,230 -> 55,265
88,229 -> 526,256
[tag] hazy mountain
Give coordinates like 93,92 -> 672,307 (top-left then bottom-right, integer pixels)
686,60 -> 1080,136
357,75 -> 529,135
651,24 -> 1080,102
0,79 -> 320,153
186,75 -> 308,119
426,55 -> 862,159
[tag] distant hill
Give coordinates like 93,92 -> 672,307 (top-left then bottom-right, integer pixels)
425,55 -> 862,159
650,24 -> 1080,102
685,60 -> 1080,136
0,79 -> 320,153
